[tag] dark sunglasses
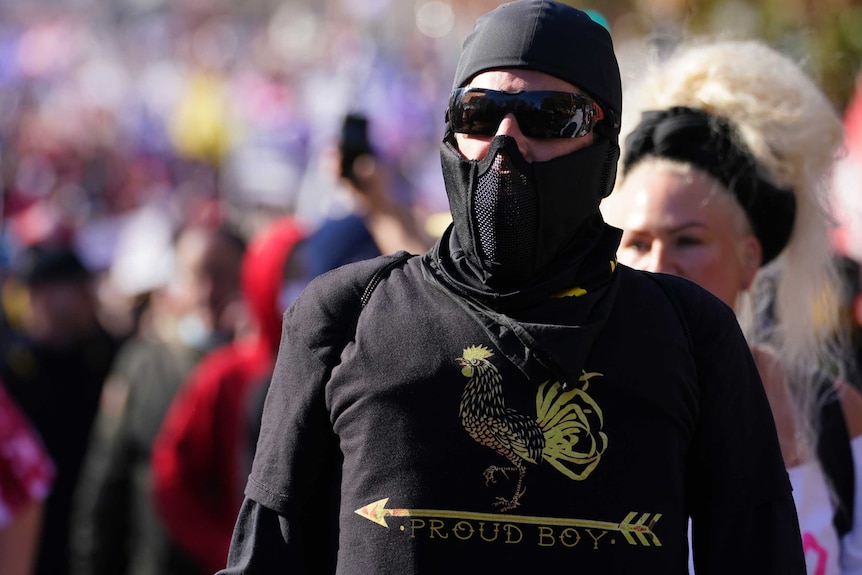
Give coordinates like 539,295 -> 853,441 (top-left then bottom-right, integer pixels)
447,87 -> 614,139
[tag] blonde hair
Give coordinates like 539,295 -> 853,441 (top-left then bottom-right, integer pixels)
605,39 -> 847,452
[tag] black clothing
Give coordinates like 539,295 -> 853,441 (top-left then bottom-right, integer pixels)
1,326 -> 121,575
440,135 -> 615,285
818,389 -> 856,536
221,222 -> 803,575
452,0 -> 622,120
69,337 -> 205,575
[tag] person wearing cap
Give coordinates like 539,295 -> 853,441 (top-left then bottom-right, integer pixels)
602,39 -> 862,574
1,243 -> 123,575
219,2 -> 804,574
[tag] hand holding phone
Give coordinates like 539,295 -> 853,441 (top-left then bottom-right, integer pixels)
339,113 -> 374,183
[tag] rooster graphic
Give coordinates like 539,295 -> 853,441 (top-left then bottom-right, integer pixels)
457,345 -> 607,512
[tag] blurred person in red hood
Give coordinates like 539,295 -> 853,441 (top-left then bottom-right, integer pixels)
151,216 -> 307,575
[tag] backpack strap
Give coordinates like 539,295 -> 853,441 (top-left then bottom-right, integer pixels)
360,251 -> 413,309
817,385 -> 855,537
315,250 -> 414,357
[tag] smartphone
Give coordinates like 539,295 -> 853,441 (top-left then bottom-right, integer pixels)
339,113 -> 374,182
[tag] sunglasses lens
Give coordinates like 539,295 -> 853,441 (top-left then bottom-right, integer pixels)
449,89 -> 600,139
449,89 -> 502,135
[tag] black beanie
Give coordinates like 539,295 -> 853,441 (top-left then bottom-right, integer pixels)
15,244 -> 91,286
453,0 -> 622,126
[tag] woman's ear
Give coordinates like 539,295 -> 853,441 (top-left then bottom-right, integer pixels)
740,235 -> 763,291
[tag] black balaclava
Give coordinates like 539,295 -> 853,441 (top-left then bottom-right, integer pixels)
441,0 -> 622,287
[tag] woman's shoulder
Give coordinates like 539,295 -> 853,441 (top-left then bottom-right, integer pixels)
749,345 -> 785,383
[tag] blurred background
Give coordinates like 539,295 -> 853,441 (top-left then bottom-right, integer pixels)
0,0 -> 861,319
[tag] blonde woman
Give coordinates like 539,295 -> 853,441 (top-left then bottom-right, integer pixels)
603,39 -> 862,573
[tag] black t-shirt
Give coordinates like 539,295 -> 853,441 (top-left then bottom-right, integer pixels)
1,327 -> 121,575
239,253 -> 797,575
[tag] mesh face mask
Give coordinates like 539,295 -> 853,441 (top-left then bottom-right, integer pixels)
440,134 -> 614,286
473,145 -> 539,272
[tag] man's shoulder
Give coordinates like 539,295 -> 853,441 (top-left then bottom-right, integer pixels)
615,265 -> 740,341
618,265 -> 731,309
291,251 -> 418,326
304,251 -> 417,298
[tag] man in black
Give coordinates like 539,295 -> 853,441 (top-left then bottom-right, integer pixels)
1,244 -> 123,575
219,2 -> 805,573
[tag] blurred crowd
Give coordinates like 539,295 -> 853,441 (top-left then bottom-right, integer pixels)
0,0 -> 456,276
1,0 -> 862,574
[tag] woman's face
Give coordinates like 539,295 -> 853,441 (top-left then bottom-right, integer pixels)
615,162 -> 761,309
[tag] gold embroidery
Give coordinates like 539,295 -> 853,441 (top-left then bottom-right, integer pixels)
457,347 -> 607,511
355,498 -> 662,547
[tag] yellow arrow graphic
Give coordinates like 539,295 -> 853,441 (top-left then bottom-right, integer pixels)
355,498 -> 661,546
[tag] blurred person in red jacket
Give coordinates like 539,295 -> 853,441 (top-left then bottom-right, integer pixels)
151,216 -> 307,574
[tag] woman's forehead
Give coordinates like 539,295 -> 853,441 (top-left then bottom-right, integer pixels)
620,164 -> 741,228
